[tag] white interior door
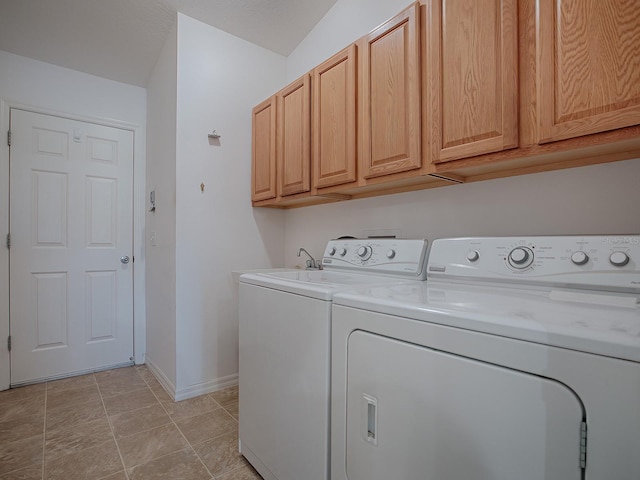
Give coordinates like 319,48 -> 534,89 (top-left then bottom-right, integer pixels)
9,108 -> 134,385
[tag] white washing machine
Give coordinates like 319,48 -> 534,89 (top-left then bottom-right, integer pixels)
238,238 -> 429,480
331,235 -> 640,480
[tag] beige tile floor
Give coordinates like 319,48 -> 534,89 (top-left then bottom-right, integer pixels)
0,366 -> 261,480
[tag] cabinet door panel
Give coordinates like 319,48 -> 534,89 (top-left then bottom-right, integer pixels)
428,0 -> 518,163
537,0 -> 640,143
313,45 -> 357,189
278,75 -> 311,196
252,97 -> 277,202
361,3 -> 421,179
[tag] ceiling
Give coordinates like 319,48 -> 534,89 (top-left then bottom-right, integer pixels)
0,0 -> 336,87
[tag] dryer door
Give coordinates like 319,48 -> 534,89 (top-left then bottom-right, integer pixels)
345,331 -> 585,480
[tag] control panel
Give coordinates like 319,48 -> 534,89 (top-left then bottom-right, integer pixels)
427,236 -> 640,293
322,239 -> 429,279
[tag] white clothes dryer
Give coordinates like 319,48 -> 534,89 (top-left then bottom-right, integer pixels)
238,238 -> 429,480
331,235 -> 640,480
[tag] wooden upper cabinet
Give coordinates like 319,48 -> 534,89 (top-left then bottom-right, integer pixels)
277,74 -> 311,197
360,3 -> 421,179
313,44 -> 358,190
537,0 -> 640,144
252,0 -> 640,208
426,0 -> 518,164
251,96 -> 277,202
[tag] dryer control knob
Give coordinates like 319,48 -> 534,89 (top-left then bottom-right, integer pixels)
571,251 -> 589,265
339,248 -> 347,257
386,249 -> 396,259
466,250 -> 480,262
609,251 -> 630,267
328,247 -> 336,256
508,247 -> 534,269
357,246 -> 372,260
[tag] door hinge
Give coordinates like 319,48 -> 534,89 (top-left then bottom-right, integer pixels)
579,421 -> 587,469
5,233 -> 10,249
7,336 -> 11,352
7,130 -> 10,146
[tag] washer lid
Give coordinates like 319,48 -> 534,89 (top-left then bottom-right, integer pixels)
332,282 -> 640,362
240,269 -> 421,300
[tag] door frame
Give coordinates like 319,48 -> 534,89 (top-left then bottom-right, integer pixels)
0,99 -> 146,390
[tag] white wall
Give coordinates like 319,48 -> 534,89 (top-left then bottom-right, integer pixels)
173,14 -> 286,395
282,0 -> 640,266
0,50 -> 146,122
286,0 -> 410,81
283,159 -> 640,265
145,23 -> 178,387
0,50 -> 147,390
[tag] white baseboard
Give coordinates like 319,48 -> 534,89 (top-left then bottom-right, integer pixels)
174,373 -> 238,402
143,356 -> 238,402
10,360 -> 134,388
144,356 -> 177,400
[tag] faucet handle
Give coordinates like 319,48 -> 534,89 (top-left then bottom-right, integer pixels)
297,247 -> 321,269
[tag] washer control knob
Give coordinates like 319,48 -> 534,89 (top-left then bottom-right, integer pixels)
339,248 -> 347,257
386,249 -> 396,259
571,251 -> 589,265
328,247 -> 336,256
508,247 -> 534,269
466,250 -> 480,262
357,246 -> 372,260
609,251 -> 630,267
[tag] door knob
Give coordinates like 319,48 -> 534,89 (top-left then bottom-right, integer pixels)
120,256 -> 130,264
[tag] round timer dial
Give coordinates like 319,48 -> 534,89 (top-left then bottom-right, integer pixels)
357,246 -> 372,260
466,250 -> 480,262
508,247 -> 534,269
609,251 -> 630,267
570,251 -> 589,265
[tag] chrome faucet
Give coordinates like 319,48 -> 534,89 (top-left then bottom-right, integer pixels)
297,247 -> 321,270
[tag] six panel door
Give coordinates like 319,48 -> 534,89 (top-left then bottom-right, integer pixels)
9,109 -> 134,384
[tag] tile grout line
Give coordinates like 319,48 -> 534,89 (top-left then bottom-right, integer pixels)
0,386 -> 47,478
152,388 -> 217,479
107,374 -> 179,443
212,462 -> 253,480
132,367 -> 241,479
186,397 -> 242,480
0,374 -> 239,480
41,382 -> 48,480
105,406 -> 173,441
97,373 -> 132,480
138,368 -> 243,478
112,366 -> 216,478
